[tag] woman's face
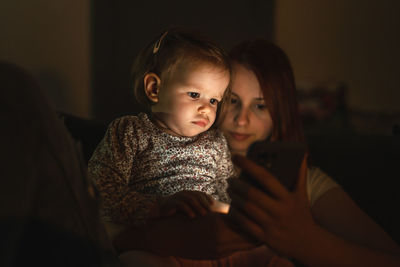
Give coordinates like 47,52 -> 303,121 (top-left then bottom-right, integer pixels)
220,63 -> 273,155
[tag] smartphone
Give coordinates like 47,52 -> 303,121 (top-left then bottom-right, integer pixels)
239,141 -> 306,191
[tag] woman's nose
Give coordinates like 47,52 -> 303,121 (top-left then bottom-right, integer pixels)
234,108 -> 249,126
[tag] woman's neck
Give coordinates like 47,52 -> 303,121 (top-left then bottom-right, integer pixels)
230,149 -> 247,156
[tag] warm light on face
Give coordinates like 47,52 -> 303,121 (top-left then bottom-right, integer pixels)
151,63 -> 230,137
220,63 -> 273,155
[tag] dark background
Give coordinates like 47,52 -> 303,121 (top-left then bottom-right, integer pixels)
2,0 -> 399,134
91,0 -> 275,122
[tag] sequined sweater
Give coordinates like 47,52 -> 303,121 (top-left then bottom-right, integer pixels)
88,113 -> 234,225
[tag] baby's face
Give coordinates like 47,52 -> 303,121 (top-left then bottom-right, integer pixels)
151,63 -> 229,137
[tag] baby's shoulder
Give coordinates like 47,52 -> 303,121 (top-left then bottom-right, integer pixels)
108,113 -> 149,132
203,128 -> 227,142
106,113 -> 155,144
200,129 -> 229,151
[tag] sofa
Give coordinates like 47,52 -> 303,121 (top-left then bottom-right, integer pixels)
61,113 -> 400,245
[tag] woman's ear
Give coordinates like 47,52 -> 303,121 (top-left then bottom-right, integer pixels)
144,73 -> 161,103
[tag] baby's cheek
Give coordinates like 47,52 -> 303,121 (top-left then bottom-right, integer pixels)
210,112 -> 217,123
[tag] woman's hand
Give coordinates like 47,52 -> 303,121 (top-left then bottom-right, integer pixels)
227,154 -> 316,257
150,190 -> 214,219
114,213 -> 257,258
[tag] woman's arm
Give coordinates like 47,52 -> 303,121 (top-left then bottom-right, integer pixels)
293,216 -> 400,267
303,186 -> 400,265
112,212 -> 257,259
228,155 -> 400,267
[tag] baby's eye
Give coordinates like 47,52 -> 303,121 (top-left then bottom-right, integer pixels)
210,99 -> 219,105
230,98 -> 238,104
188,92 -> 200,99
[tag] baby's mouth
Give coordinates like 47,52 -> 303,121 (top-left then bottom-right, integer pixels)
193,119 -> 208,127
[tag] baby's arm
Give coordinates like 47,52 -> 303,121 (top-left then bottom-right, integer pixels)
88,116 -> 157,225
212,131 -> 236,206
89,159 -> 158,224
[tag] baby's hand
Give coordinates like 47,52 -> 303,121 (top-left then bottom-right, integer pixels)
154,191 -> 214,219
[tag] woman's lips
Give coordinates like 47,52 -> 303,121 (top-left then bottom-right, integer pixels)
230,132 -> 251,141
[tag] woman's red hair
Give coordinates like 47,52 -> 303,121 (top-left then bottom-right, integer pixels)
229,40 -> 305,143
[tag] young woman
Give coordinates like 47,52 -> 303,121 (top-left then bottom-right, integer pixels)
224,39 -> 400,266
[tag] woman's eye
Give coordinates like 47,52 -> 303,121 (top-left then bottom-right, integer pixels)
210,99 -> 219,105
230,98 -> 238,104
188,92 -> 200,99
256,104 -> 267,110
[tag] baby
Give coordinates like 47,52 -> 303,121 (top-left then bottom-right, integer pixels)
88,28 -> 233,227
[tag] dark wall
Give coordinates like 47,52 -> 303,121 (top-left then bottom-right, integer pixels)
91,0 -> 275,123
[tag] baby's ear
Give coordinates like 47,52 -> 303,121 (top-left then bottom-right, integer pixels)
144,73 -> 161,103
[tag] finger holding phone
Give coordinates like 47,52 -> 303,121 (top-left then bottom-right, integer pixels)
228,149 -> 316,258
